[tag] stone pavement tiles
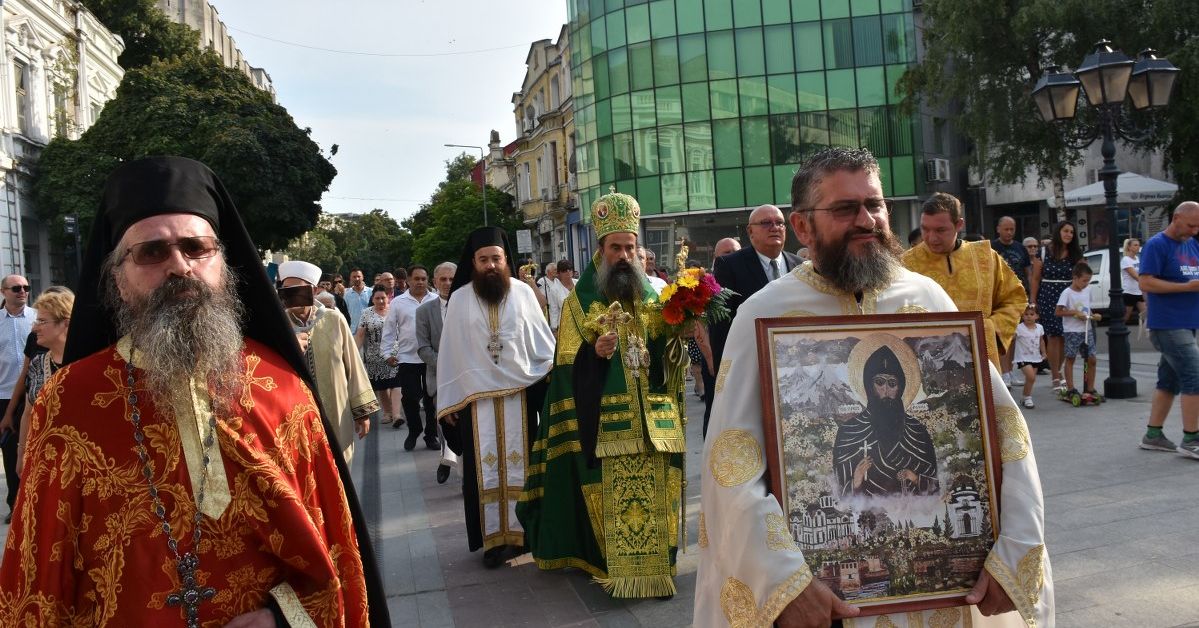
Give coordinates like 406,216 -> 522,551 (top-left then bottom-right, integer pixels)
1020,367 -> 1199,628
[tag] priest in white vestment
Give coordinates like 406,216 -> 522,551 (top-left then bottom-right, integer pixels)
696,148 -> 1053,628
437,227 -> 556,568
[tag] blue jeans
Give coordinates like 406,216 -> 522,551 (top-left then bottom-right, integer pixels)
1150,328 -> 1199,395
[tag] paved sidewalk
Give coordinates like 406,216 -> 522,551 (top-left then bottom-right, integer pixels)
363,403 -> 704,628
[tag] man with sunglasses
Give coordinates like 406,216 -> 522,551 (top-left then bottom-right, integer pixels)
695,148 -> 1052,628
0,157 -> 387,627
0,274 -> 33,523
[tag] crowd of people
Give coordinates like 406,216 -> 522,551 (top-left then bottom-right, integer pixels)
1,148 -> 1194,626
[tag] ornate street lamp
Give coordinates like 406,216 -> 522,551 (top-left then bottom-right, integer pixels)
1032,41 -> 1180,399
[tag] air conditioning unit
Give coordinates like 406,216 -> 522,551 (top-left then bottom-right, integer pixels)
540,187 -> 550,201
926,158 -> 951,183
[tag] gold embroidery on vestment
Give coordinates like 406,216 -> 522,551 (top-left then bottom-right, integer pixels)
781,309 -> 818,317
896,304 -> 930,314
985,548 -> 1041,628
697,512 -> 709,548
929,607 -> 962,628
874,615 -> 899,628
719,564 -> 814,628
907,611 -> 926,628
709,429 -> 763,487
995,405 -> 1031,462
765,513 -> 798,551
715,360 -> 732,394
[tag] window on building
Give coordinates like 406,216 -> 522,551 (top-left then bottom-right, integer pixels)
549,141 -> 560,189
551,75 -> 561,109
13,60 -> 29,135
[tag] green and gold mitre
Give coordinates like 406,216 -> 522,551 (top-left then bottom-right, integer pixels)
590,189 -> 641,239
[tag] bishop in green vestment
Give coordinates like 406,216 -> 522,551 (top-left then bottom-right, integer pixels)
517,191 -> 686,599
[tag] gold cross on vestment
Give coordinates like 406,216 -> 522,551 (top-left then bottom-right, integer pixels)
597,301 -> 632,335
239,354 -> 278,411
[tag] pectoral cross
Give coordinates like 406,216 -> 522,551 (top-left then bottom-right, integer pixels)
597,301 -> 632,335
166,553 -> 216,628
860,440 -> 872,462
487,331 -> 503,364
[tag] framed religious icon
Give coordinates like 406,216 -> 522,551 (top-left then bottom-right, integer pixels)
755,312 -> 1002,617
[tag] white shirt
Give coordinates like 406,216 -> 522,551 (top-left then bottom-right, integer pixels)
1056,285 -> 1093,334
0,305 -> 34,396
1121,255 -> 1142,296
544,279 -> 570,329
756,250 -> 786,281
381,289 -> 438,364
1013,322 -> 1045,364
646,275 -> 668,294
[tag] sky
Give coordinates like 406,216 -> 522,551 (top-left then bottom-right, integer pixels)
213,1 -> 569,222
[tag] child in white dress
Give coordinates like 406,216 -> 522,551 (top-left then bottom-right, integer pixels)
1013,305 -> 1047,408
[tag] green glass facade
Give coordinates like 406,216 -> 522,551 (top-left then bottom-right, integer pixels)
568,0 -> 924,226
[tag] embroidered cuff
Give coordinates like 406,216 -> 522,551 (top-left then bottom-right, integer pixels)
268,582 -> 317,628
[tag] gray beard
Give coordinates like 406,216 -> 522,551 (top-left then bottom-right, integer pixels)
595,258 -> 646,303
110,268 -> 246,417
811,225 -> 903,294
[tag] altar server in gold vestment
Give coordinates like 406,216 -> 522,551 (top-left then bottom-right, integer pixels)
902,192 -> 1027,368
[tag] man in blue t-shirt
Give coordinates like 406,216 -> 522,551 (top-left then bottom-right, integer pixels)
1138,201 -> 1199,459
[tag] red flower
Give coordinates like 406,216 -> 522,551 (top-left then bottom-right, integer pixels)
662,303 -> 686,325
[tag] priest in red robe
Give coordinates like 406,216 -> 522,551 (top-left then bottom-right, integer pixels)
0,157 -> 388,627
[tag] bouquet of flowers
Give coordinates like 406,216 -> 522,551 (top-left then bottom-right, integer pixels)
647,246 -> 735,338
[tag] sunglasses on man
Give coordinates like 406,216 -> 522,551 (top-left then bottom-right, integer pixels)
7,285 -> 30,293
121,236 -> 220,266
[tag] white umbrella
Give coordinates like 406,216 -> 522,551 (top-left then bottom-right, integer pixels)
1047,172 -> 1177,208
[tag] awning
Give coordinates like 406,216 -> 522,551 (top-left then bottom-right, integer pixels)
1047,172 -> 1178,208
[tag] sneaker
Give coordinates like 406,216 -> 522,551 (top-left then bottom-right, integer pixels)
1002,372 -> 1012,388
1178,440 -> 1199,460
1141,433 -> 1178,452
1022,396 -> 1035,409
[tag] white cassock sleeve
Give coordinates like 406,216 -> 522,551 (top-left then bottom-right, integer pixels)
694,270 -> 1053,628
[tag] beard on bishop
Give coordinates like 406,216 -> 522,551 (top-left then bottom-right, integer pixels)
595,256 -> 647,304
472,262 -> 512,305
106,262 -> 246,418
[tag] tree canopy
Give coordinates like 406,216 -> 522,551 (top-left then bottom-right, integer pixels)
82,0 -> 197,68
34,50 -> 336,252
900,0 -> 1199,198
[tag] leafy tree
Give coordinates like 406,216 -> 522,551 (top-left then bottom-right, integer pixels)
81,0 -> 197,68
33,51 -> 336,252
900,0 -> 1199,198
404,154 -> 521,267
285,209 -> 412,279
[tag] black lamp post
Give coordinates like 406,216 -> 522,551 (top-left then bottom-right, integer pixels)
1032,41 -> 1180,399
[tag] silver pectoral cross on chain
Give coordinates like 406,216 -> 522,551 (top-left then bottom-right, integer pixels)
166,552 -> 216,628
487,331 -> 503,364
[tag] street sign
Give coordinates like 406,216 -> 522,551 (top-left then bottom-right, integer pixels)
516,229 -> 533,254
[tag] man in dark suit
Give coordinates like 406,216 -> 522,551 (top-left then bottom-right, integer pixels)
416,261 -> 459,483
706,204 -> 801,436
